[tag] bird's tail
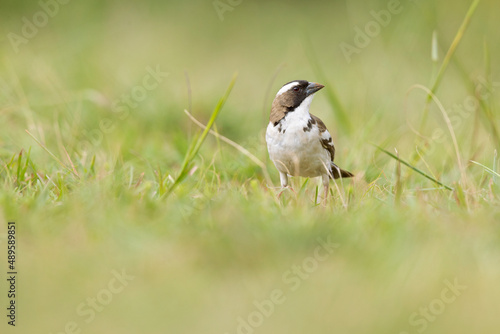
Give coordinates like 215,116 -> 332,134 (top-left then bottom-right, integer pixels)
330,163 -> 354,179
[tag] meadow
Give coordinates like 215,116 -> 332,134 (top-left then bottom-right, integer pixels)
1,0 -> 500,333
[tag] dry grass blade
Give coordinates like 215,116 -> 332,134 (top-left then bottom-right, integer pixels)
183,109 -> 274,187
26,130 -> 79,178
62,145 -> 79,177
470,160 -> 500,178
406,84 -> 467,187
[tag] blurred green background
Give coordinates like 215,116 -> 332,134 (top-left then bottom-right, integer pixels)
1,0 -> 500,333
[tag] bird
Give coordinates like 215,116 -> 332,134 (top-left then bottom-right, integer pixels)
265,80 -> 353,199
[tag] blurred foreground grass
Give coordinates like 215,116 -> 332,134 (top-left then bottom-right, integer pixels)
1,0 -> 500,333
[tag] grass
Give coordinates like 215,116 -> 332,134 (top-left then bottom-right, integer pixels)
374,144 -> 454,191
165,73 -> 237,198
420,0 -> 482,132
1,0 -> 500,333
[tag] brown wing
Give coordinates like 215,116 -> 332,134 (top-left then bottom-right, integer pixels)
270,99 -> 288,125
311,114 -> 335,162
311,114 -> 354,179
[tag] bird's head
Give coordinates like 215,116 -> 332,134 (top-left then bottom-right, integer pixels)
273,80 -> 324,110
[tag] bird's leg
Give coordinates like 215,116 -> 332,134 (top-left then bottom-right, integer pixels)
322,174 -> 330,202
280,172 -> 289,188
277,172 -> 294,198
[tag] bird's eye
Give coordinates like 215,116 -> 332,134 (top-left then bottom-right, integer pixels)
293,86 -> 299,92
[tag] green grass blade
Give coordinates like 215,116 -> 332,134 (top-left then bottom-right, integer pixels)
165,73 -> 238,198
314,185 -> 319,206
298,178 -> 310,198
430,0 -> 481,95
374,145 -> 454,191
89,155 -> 96,176
420,0 -> 481,130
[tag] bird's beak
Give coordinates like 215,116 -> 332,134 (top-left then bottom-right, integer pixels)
306,82 -> 325,96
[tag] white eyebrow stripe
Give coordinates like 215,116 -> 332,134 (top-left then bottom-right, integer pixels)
276,81 -> 301,96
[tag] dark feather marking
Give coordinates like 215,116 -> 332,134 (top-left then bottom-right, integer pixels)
320,138 -> 336,161
274,120 -> 286,134
310,114 -> 327,133
303,118 -> 314,132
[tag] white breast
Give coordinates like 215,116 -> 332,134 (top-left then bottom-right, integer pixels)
266,97 -> 331,178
